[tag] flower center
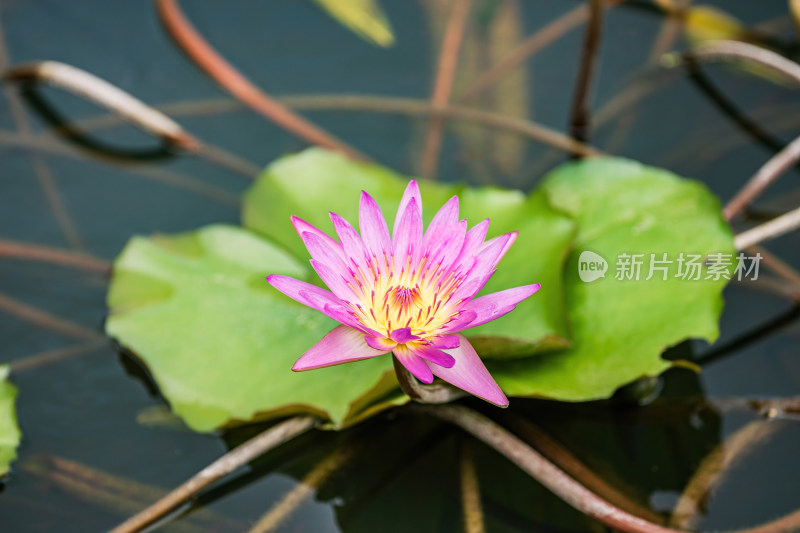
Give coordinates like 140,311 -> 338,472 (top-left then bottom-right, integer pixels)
340,249 -> 470,341
388,285 -> 422,318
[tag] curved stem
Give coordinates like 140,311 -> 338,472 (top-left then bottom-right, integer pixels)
686,41 -> 800,87
415,404 -> 800,533
282,95 -> 604,157
3,61 -> 260,178
155,0 -> 368,162
108,416 -> 317,533
54,95 -> 603,158
392,355 -> 465,404
3,62 -> 196,148
670,419 -> 786,529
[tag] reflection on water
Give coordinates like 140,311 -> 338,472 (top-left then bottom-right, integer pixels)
0,0 -> 799,531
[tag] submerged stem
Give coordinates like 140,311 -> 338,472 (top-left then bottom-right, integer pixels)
415,403 -> 800,533
108,416 -> 317,533
568,0 -> 605,146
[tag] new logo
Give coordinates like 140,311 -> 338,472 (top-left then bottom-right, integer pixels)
578,251 -> 607,283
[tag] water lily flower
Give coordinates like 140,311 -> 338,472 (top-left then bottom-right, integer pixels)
267,181 -> 540,407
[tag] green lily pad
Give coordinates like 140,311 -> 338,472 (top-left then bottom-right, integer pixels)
489,157 -> 735,401
243,148 -> 574,357
106,224 -> 396,432
0,365 -> 21,477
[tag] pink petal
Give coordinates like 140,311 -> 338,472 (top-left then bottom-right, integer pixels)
425,220 -> 468,276
429,335 -> 460,349
393,180 -> 422,237
452,232 -> 517,301
266,275 -> 373,333
393,198 -> 423,265
366,336 -> 397,351
462,284 -> 541,328
389,327 -> 420,344
302,232 -> 350,274
267,274 -> 340,310
293,325 -> 388,371
300,291 -> 377,334
310,259 -> 358,302
359,192 -> 392,258
393,344 -> 434,383
423,196 -> 459,245
441,309 -> 477,333
450,219 -> 490,275
479,231 -> 518,265
330,212 -> 367,270
427,335 -> 508,406
292,217 -> 344,261
409,343 -> 455,368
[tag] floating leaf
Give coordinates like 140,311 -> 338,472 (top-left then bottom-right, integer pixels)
791,0 -> 800,35
242,148 -> 574,357
311,0 -> 394,47
0,365 -> 20,477
106,225 -> 396,431
489,158 -> 735,401
685,5 -> 744,44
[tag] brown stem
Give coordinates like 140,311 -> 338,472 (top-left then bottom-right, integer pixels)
686,41 -> 800,87
0,293 -> 101,341
282,95 -> 604,157
155,0 -> 368,162
0,22 -> 83,250
0,130 -> 240,207
647,0 -> 690,66
725,133 -> 800,220
747,244 -> 800,289
735,275 -> 800,304
247,444 -> 356,533
502,414 -> 665,525
0,239 -> 110,273
420,0 -> 472,179
734,205 -> 800,249
45,95 -> 603,158
568,0 -> 604,146
9,340 -> 106,372
108,416 -> 317,533
3,61 -> 260,179
459,4 -> 587,103
3,62 -> 197,149
670,420 -> 786,529
20,455 -> 243,532
458,0 -> 624,103
415,404 -> 800,533
459,438 -> 486,533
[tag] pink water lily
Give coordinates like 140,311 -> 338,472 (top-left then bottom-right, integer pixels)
267,181 -> 540,407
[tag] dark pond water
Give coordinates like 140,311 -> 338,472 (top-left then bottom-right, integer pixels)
0,0 -> 799,531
